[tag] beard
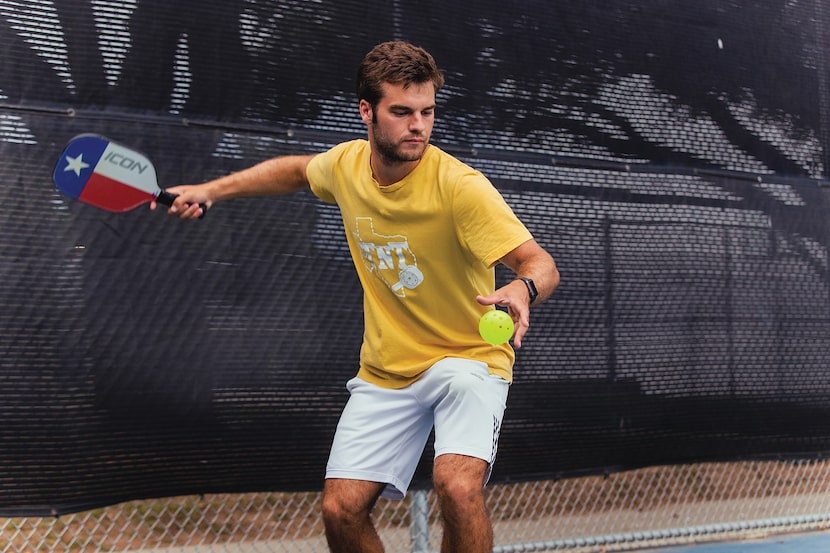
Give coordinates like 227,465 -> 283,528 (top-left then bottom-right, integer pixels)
371,124 -> 429,165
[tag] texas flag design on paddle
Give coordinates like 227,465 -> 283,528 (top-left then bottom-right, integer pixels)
53,135 -> 161,213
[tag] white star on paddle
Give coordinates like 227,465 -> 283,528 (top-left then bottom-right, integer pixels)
64,153 -> 90,177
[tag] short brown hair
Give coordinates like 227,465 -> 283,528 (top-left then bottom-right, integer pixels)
357,41 -> 445,106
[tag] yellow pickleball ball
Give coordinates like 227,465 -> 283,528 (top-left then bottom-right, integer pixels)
478,310 -> 514,345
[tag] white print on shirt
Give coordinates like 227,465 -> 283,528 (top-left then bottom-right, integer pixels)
354,217 -> 423,297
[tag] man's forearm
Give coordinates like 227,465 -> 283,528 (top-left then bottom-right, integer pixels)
208,154 -> 316,201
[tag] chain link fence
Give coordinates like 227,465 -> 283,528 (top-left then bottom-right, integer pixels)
3,459 -> 830,552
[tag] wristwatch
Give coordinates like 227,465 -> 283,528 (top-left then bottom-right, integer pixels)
515,277 -> 538,305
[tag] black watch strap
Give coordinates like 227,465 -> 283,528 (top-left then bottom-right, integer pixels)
516,277 -> 538,304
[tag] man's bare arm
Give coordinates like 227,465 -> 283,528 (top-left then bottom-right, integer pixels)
152,154 -> 317,219
476,239 -> 560,348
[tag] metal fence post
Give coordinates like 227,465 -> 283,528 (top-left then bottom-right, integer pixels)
410,489 -> 430,553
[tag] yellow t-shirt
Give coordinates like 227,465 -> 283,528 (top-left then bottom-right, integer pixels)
306,139 -> 533,388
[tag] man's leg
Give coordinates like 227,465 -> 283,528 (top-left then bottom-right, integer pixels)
433,454 -> 493,553
322,478 -> 387,553
427,359 -> 508,553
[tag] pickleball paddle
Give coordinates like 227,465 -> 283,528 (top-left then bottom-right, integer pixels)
53,134 -> 205,216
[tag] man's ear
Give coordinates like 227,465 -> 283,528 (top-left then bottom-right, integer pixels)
359,99 -> 373,125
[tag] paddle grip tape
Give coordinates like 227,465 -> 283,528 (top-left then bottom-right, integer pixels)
156,190 -> 208,219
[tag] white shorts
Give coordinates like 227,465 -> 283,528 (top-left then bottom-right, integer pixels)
325,357 -> 510,500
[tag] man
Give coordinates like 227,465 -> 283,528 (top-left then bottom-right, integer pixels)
157,41 -> 559,553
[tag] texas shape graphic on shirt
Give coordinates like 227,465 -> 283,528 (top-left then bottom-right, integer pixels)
355,217 -> 423,297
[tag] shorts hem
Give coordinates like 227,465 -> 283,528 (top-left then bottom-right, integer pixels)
325,469 -> 408,500
434,447 -> 496,486
434,446 -> 493,463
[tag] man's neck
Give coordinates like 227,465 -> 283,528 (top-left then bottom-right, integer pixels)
370,155 -> 421,187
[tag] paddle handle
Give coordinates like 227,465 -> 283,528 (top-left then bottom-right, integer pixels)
156,190 -> 177,207
155,190 -> 207,218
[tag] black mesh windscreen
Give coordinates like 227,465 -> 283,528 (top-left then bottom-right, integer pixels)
3,0 -> 830,515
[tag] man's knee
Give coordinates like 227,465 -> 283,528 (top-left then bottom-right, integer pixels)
433,455 -> 488,505
322,479 -> 383,526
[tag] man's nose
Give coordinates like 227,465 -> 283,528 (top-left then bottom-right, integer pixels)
409,113 -> 426,131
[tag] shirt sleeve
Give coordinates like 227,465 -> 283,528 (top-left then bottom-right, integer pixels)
453,173 -> 533,268
306,143 -> 346,204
